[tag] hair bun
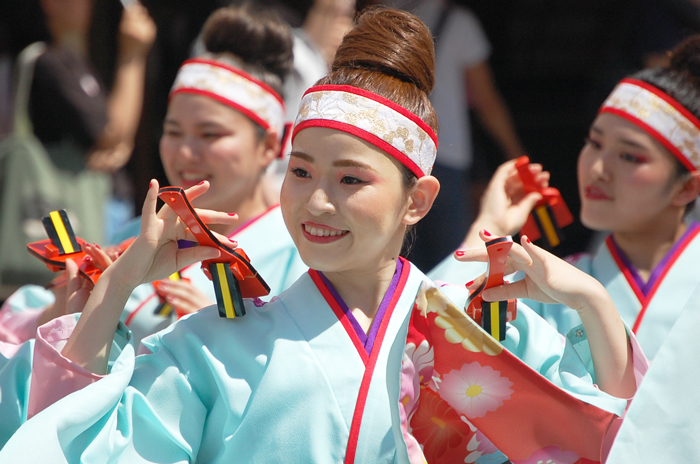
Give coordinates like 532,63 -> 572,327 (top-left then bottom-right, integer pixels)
201,4 -> 293,83
669,36 -> 700,84
331,7 -> 435,95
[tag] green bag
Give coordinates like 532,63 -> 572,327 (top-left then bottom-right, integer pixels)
0,42 -> 109,298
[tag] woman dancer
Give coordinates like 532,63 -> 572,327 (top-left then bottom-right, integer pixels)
1,8 -> 644,463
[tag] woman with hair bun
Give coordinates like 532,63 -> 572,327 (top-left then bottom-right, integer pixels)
0,3 -> 307,348
0,8 -> 645,463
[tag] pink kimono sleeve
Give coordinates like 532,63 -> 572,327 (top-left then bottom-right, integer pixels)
27,314 -> 104,419
0,305 -> 43,345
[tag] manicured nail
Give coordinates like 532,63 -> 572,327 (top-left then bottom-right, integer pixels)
465,280 -> 474,287
149,179 -> 155,188
198,181 -> 205,185
84,256 -> 92,262
93,243 -> 101,250
455,250 -> 464,257
483,229 -> 491,237
525,236 -> 531,244
229,213 -> 237,216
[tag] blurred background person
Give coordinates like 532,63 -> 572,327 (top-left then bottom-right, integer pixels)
386,0 -> 528,272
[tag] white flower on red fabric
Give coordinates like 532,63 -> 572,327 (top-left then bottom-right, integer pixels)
439,362 -> 513,419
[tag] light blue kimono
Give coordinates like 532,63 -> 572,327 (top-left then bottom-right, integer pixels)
605,282 -> 700,462
0,340 -> 33,448
524,225 -> 700,359
0,261 -> 629,463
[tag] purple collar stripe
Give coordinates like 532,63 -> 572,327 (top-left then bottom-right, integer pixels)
318,259 -> 403,355
610,221 -> 699,297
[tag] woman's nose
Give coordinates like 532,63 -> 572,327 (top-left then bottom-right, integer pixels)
306,186 -> 335,216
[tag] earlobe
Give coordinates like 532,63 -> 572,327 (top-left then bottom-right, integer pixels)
672,172 -> 700,207
403,175 -> 440,225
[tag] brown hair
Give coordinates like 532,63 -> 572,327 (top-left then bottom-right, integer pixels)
201,3 -> 293,97
316,7 -> 438,187
317,7 -> 437,133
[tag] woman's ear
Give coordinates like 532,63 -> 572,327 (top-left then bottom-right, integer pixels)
671,171 -> 700,208
258,130 -> 281,168
403,175 -> 440,226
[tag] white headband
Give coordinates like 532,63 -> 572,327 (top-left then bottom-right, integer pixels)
600,78 -> 700,172
292,85 -> 438,177
170,58 -> 286,138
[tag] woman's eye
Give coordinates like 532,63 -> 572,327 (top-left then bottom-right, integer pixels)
341,176 -> 364,185
584,137 -> 601,150
290,167 -> 310,178
620,153 -> 644,163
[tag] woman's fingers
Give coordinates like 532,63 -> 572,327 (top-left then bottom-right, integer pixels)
83,243 -> 114,271
182,180 -> 211,202
454,248 -> 488,263
481,279 -> 529,302
175,246 -> 222,270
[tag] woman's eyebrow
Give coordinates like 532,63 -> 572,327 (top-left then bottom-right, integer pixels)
332,159 -> 378,172
290,151 -> 314,162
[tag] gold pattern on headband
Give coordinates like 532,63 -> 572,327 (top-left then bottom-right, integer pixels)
171,60 -> 286,136
294,88 -> 438,176
601,81 -> 700,170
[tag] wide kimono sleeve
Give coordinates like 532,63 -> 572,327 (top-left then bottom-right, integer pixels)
396,280 -> 648,464
0,285 -> 55,344
0,313 -> 208,463
0,338 -> 34,449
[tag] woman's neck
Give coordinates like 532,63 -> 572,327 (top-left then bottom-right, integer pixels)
612,214 -> 688,280
209,182 -> 271,237
323,257 -> 400,332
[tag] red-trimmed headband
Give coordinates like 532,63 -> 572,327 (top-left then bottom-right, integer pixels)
292,85 -> 438,177
170,58 -> 288,144
599,78 -> 700,172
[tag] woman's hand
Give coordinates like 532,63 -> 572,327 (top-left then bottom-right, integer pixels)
111,180 -> 239,292
460,159 -> 548,250
458,231 -> 636,398
157,279 -> 215,317
61,179 -> 238,374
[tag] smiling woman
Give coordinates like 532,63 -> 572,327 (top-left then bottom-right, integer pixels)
0,3 -> 308,351
0,7 -> 647,464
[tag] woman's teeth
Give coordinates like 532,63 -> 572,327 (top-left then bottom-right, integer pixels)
304,225 -> 346,237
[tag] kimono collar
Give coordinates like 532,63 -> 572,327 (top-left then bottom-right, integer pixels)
599,78 -> 700,172
292,85 -> 438,178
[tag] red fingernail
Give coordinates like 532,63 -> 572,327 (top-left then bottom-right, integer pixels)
455,250 -> 464,256
149,179 -> 155,188
465,280 -> 474,287
229,213 -> 237,216
483,230 -> 491,237
198,181 -> 205,185
525,237 -> 531,244
93,243 -> 101,250
84,256 -> 92,262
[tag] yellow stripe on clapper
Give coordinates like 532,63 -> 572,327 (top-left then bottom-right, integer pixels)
215,263 -> 237,319
490,302 -> 500,341
534,206 -> 560,247
42,210 -> 80,255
